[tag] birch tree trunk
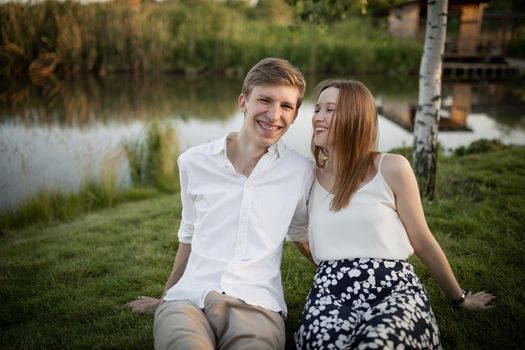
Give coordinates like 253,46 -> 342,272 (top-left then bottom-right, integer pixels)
412,0 -> 448,198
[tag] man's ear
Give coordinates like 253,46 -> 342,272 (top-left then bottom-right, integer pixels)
238,94 -> 247,113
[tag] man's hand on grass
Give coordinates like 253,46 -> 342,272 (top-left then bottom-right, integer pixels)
125,296 -> 161,314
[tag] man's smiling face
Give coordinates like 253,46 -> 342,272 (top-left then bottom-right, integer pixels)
238,85 -> 300,149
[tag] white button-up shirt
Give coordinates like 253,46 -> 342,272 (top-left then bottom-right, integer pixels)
163,135 -> 314,315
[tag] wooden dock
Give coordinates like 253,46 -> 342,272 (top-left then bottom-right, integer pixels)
443,61 -> 520,80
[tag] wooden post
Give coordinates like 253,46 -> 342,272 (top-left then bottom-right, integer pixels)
457,3 -> 486,56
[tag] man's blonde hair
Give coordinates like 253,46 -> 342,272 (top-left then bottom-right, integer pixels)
242,57 -> 306,108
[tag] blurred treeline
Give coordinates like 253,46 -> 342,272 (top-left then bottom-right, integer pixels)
0,0 -> 422,81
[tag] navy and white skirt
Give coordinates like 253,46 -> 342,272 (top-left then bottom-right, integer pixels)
294,258 -> 441,350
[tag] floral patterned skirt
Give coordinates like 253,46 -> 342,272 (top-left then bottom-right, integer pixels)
294,258 -> 441,350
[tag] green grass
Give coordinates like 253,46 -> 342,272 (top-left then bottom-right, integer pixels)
1,144 -> 524,349
0,195 -> 179,349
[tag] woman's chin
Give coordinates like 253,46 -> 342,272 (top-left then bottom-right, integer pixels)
312,138 -> 326,148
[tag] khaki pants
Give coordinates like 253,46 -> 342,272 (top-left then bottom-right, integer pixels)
154,292 -> 285,350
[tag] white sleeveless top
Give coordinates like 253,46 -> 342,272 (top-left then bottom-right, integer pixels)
308,154 -> 414,264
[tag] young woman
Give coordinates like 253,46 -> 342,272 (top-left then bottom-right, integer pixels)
294,79 -> 495,349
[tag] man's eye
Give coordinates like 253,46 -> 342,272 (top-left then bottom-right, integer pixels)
259,99 -> 270,104
282,105 -> 293,111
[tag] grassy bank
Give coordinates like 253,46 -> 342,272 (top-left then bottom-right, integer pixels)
1,144 -> 524,349
0,0 -> 421,80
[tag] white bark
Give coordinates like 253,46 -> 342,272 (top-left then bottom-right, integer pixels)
412,0 -> 448,198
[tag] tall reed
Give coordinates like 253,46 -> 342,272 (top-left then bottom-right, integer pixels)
0,1 -> 421,79
122,120 -> 180,192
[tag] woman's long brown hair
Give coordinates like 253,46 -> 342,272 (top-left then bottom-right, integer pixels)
312,79 -> 378,211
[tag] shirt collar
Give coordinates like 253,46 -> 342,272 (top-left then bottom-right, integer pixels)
270,139 -> 287,157
211,133 -> 287,158
211,135 -> 228,155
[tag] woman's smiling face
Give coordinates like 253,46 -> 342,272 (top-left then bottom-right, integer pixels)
312,86 -> 339,150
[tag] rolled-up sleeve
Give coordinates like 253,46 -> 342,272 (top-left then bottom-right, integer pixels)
287,165 -> 314,242
286,197 -> 308,242
177,154 -> 195,244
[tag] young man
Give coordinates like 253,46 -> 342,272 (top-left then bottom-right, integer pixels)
126,57 -> 314,350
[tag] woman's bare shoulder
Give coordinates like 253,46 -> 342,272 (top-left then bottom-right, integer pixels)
380,153 -> 412,175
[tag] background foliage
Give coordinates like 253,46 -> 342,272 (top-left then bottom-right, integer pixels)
0,0 -> 422,79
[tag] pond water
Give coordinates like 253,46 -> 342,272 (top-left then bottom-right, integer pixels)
1,74 -> 524,213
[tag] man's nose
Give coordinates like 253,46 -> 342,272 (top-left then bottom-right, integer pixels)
267,105 -> 279,121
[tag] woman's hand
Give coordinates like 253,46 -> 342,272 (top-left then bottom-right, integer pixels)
461,291 -> 496,311
125,296 -> 161,314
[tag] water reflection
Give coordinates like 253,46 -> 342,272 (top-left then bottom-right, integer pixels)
378,81 -> 525,133
0,123 -> 138,212
0,74 -> 242,125
1,74 -> 524,213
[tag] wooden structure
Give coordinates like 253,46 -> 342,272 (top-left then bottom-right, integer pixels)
388,0 -> 490,56
386,0 -> 524,80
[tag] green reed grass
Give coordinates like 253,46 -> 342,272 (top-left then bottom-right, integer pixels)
0,0 -> 421,79
123,120 -> 179,192
1,141 -> 524,349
